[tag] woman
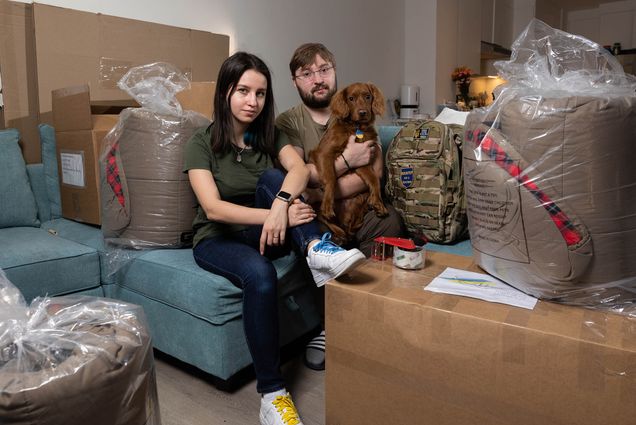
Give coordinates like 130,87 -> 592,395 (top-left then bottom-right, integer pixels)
184,52 -> 365,425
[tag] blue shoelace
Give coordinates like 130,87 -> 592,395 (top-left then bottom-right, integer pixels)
313,233 -> 344,254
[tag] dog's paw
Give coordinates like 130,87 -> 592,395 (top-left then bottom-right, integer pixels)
321,207 -> 336,220
372,202 -> 389,217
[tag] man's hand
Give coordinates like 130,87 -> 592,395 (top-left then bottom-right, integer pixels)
288,199 -> 316,227
342,134 -> 378,169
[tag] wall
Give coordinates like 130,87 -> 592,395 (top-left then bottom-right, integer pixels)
405,0 -> 438,117
436,1 -> 460,108
13,0 -> 408,122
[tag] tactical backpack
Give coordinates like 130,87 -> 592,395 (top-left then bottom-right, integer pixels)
385,120 -> 468,244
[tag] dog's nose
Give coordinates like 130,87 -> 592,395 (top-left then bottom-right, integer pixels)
358,110 -> 368,117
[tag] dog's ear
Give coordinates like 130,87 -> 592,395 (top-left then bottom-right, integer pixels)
368,83 -> 385,116
330,88 -> 350,120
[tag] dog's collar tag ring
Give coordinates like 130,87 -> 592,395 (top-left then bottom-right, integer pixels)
355,129 -> 364,141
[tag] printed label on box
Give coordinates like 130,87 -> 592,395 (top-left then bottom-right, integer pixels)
60,151 -> 86,188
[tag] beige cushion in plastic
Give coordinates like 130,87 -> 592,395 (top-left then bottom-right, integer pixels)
464,95 -> 636,306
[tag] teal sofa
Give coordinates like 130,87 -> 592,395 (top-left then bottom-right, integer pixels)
0,124 -> 470,389
0,125 -> 321,389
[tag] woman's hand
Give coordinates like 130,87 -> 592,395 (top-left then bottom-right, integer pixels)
288,199 -> 316,227
260,200 -> 289,255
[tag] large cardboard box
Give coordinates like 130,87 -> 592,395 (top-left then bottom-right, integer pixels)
326,252 -> 636,425
0,1 -> 40,164
34,3 -> 227,121
0,0 -> 228,163
52,82 -> 215,225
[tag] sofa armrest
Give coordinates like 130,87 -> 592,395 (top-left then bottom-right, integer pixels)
26,164 -> 52,223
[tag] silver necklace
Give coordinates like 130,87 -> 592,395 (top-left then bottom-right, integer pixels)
231,143 -> 248,163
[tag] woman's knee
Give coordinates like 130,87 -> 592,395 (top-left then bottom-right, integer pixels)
242,258 -> 278,296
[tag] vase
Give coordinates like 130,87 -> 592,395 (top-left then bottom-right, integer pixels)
458,82 -> 471,106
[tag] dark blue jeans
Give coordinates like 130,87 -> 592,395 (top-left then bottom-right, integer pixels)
193,168 -> 322,393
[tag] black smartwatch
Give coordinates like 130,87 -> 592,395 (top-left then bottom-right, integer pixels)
275,190 -> 293,203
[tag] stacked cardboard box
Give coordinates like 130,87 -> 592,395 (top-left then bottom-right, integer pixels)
0,1 -> 39,163
0,0 -> 227,164
0,0 -> 226,224
326,252 -> 636,425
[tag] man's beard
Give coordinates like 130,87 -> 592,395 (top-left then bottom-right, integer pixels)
299,82 -> 337,109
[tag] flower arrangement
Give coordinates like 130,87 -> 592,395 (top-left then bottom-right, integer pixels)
451,66 -> 473,84
451,66 -> 473,107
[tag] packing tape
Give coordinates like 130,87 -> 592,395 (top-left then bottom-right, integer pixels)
392,246 -> 425,270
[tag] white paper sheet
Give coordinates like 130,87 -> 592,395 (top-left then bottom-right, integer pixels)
60,151 -> 85,188
424,267 -> 538,310
433,107 -> 469,126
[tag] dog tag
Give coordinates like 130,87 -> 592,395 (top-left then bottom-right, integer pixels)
355,129 -> 364,139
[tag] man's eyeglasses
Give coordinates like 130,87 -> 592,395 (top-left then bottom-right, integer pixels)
294,66 -> 334,82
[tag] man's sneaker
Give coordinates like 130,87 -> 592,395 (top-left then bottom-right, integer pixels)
306,233 -> 366,287
260,391 -> 303,425
304,330 -> 325,371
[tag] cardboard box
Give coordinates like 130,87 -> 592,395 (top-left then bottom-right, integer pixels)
52,85 -> 126,225
52,82 -> 215,225
33,3 -> 227,121
0,1 -> 40,164
0,0 -> 227,163
326,252 -> 636,425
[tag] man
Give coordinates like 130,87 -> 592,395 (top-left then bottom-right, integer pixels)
276,43 -> 404,371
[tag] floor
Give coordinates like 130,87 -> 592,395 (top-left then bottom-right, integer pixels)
154,350 -> 325,425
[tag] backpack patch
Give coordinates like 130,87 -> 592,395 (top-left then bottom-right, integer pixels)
400,167 -> 414,188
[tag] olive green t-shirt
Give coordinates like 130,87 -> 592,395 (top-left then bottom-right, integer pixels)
275,104 -> 332,161
183,125 -> 290,247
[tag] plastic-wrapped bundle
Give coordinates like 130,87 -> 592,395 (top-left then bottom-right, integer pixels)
464,19 -> 636,313
100,62 -> 211,248
0,269 -> 161,425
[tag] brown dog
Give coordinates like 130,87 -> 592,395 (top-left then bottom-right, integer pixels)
309,82 -> 388,244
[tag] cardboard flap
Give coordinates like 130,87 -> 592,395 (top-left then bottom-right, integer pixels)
52,84 -> 92,131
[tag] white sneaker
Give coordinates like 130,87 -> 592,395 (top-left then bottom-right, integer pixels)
306,233 -> 366,287
260,391 -> 304,425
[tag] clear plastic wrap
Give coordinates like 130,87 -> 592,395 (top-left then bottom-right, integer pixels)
99,62 -> 211,252
0,270 -> 161,425
464,19 -> 636,314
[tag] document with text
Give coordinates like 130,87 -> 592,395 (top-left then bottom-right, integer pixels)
424,267 -> 538,310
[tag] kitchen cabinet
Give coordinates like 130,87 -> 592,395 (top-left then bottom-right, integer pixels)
535,0 -> 564,29
481,0 -> 514,49
567,1 -> 636,50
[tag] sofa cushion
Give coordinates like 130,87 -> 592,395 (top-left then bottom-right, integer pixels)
378,125 -> 401,151
39,124 -> 62,219
0,129 -> 39,228
0,227 -> 101,302
112,249 -> 302,326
